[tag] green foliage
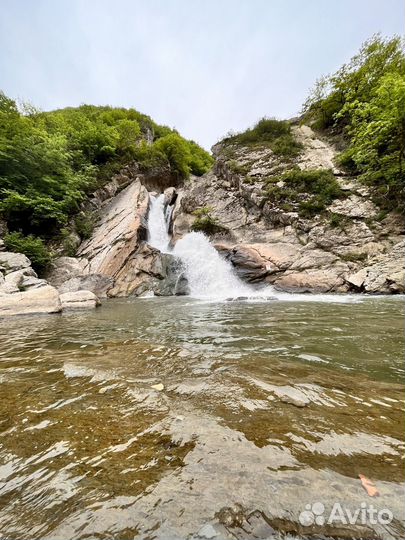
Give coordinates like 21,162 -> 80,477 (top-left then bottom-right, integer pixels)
0,92 -> 212,259
340,251 -> 368,263
303,34 -> 405,211
265,168 -> 343,218
191,207 -> 225,235
74,211 -> 96,240
154,133 -> 191,179
224,117 -> 303,157
329,212 -> 350,229
3,232 -> 51,273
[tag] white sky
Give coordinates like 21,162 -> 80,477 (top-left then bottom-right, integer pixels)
1,0 -> 404,149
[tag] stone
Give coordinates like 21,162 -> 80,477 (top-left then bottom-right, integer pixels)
0,285 -> 61,317
328,194 -> 378,219
274,269 -> 346,293
107,243 -> 181,297
346,241 -> 405,293
46,257 -> 88,288
58,274 -> 114,298
0,252 -> 31,274
346,268 -> 368,289
270,385 -> 310,407
60,290 -> 101,310
151,383 -> 164,391
196,524 -> 218,539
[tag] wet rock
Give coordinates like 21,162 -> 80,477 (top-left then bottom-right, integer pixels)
196,523 -> 218,538
174,273 -> 190,295
60,290 -> 101,310
269,385 -> 311,407
0,285 -> 61,317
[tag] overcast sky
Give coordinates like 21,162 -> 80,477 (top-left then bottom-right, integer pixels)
1,0 -> 404,149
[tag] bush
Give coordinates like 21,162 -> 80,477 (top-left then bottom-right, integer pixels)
191,207 -> 225,235
74,211 -> 96,240
265,168 -> 343,217
3,232 -> 51,273
224,117 -> 303,158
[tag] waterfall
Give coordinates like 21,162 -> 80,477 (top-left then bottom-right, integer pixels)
147,194 -> 171,252
146,192 -> 272,299
172,232 -> 252,298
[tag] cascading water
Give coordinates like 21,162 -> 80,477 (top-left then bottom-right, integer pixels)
147,194 -> 171,252
146,192 -> 272,299
172,232 -> 252,298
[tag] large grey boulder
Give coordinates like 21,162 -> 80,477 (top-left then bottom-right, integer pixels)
58,274 -> 114,298
0,252 -> 31,274
60,290 -> 101,310
0,285 -> 61,317
45,256 -> 88,288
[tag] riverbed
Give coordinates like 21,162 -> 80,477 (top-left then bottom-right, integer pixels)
0,295 -> 404,539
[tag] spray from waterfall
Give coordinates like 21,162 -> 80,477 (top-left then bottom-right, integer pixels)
146,192 -> 273,299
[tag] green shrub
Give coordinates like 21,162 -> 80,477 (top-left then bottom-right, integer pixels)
74,211 -> 96,240
265,168 -> 343,217
329,212 -> 350,229
191,207 -> 225,235
3,232 -> 51,273
224,117 -> 303,158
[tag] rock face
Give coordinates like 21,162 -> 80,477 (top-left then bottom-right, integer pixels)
78,179 -> 149,277
0,285 -> 61,317
171,125 -> 404,294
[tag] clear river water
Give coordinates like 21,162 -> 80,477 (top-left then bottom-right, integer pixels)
0,295 -> 404,539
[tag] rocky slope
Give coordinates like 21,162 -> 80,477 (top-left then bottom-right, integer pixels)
171,125 -> 404,294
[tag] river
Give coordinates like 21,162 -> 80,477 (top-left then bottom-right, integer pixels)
0,295 -> 404,539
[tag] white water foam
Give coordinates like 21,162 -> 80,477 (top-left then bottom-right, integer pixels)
146,192 -> 366,303
147,194 -> 171,252
172,231 -> 254,299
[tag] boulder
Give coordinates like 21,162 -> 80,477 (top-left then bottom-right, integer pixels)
0,252 -> 31,274
107,243 -> 181,297
274,269 -> 346,293
346,241 -> 405,293
46,257 -> 88,288
0,267 -> 46,294
58,274 -> 114,297
0,285 -> 61,317
60,290 -> 101,310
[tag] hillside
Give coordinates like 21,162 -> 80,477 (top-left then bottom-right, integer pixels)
0,34 -> 404,314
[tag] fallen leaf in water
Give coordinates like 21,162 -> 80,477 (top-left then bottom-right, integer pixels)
359,474 -> 379,497
151,383 -> 164,391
